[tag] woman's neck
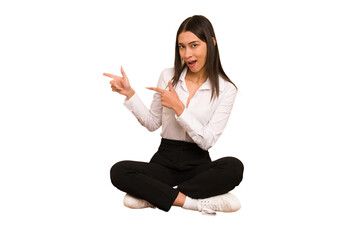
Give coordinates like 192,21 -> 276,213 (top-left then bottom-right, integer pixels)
186,68 -> 208,84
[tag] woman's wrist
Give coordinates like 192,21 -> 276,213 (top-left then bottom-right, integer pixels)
174,102 -> 185,117
125,88 -> 135,100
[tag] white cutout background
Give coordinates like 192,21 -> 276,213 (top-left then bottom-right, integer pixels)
1,0 -> 359,239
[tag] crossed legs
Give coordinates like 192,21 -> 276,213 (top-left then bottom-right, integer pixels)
110,157 -> 244,212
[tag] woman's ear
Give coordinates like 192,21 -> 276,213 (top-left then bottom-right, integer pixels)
212,37 -> 217,46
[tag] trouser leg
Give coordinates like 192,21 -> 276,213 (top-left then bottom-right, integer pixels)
110,160 -> 179,212
177,157 -> 244,199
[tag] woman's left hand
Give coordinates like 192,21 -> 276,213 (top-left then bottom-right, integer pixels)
147,81 -> 185,116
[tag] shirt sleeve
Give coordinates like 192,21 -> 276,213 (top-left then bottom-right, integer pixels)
175,84 -> 238,150
123,71 -> 167,132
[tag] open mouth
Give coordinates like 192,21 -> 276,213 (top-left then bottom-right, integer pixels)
187,60 -> 197,68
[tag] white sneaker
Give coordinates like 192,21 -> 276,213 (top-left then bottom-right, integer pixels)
123,194 -> 155,209
197,193 -> 241,215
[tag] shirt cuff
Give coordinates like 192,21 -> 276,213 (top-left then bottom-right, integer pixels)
175,108 -> 195,134
123,93 -> 140,111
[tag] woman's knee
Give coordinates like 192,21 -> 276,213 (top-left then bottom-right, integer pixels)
219,157 -> 244,185
110,160 -> 132,189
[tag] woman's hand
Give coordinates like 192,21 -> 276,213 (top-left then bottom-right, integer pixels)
103,66 -> 135,100
147,81 -> 185,116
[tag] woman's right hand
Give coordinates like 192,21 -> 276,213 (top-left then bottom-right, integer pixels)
103,66 -> 135,100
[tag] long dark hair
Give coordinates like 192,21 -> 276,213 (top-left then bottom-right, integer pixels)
173,15 -> 236,99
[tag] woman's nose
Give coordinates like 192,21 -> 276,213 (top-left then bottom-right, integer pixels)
185,48 -> 192,58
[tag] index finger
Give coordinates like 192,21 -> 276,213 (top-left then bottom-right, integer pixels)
146,87 -> 165,94
103,73 -> 119,78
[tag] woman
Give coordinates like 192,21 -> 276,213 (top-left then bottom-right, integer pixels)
103,15 -> 244,214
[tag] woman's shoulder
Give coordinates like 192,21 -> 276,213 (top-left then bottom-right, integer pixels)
160,67 -> 175,80
157,67 -> 174,88
219,74 -> 237,93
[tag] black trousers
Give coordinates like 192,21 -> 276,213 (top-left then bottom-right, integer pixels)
110,138 -> 244,212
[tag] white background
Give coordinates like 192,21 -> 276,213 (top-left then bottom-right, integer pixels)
1,0 -> 359,239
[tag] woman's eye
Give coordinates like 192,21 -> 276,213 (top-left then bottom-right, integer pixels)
179,45 -> 185,49
192,44 -> 198,48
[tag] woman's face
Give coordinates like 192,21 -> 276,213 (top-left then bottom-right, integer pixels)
178,31 -> 207,75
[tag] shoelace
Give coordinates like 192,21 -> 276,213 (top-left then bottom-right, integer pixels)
198,200 -> 220,215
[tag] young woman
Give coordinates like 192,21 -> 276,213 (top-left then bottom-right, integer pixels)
103,15 -> 244,214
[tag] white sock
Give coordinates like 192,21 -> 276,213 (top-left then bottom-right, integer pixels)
182,196 -> 199,211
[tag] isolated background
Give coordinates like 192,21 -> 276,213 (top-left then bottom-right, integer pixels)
1,0 -> 359,239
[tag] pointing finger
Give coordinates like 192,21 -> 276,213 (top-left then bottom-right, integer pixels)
146,87 -> 165,94
103,73 -> 119,79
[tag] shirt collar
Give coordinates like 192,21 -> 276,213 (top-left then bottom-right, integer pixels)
179,67 -> 225,92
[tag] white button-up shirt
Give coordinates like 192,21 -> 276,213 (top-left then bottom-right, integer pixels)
124,67 -> 237,150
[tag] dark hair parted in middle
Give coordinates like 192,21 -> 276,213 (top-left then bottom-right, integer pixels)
173,15 -> 237,99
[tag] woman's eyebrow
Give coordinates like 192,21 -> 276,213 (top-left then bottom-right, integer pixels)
178,41 -> 200,45
189,41 -> 199,44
